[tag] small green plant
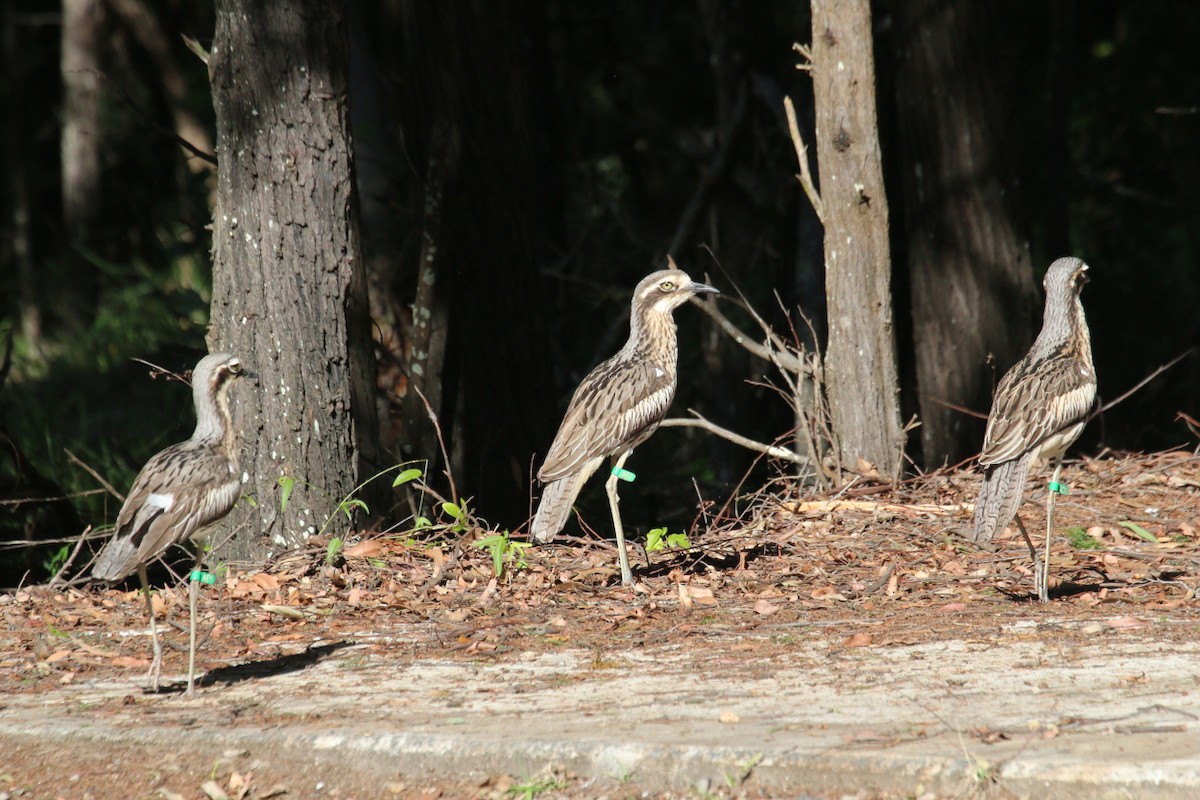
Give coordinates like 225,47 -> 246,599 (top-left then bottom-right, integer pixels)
325,537 -> 344,565
442,498 -> 470,533
42,545 -> 70,577
505,776 -> 564,800
473,531 -> 531,578
645,527 -> 690,552
1066,526 -> 1101,550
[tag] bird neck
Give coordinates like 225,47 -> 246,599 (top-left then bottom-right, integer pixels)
191,378 -> 234,452
1037,289 -> 1092,366
625,306 -> 679,369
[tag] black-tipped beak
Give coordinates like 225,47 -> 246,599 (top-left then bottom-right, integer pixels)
690,281 -> 720,296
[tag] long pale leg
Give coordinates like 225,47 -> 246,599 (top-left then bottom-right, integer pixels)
1012,516 -> 1043,599
137,564 -> 162,692
187,550 -> 204,695
605,451 -> 635,586
1040,459 -> 1064,603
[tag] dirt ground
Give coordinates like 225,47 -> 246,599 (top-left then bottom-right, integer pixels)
3,451 -> 1200,799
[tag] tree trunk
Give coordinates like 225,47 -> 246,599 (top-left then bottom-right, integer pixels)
208,0 -> 380,561
895,0 -> 1037,466
396,1 -> 557,525
810,0 -> 905,477
61,0 -> 101,244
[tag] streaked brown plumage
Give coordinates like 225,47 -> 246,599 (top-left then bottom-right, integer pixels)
532,265 -> 718,585
93,352 -> 249,692
972,257 -> 1096,601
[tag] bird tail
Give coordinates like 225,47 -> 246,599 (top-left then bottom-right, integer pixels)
92,534 -> 138,582
530,458 -> 603,543
971,451 -> 1035,542
530,475 -> 585,543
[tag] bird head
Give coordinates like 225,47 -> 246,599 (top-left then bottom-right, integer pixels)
193,353 -> 251,399
635,262 -> 719,316
1043,256 -> 1089,296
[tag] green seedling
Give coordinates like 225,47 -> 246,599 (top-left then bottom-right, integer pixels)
645,527 -> 690,552
505,776 -> 564,800
1065,526 -> 1101,550
42,545 -> 69,577
326,537 -> 344,565
473,531 -> 531,578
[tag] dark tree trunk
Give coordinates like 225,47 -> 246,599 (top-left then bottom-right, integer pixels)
61,0 -> 101,243
208,0 -> 380,561
396,1 -> 557,525
895,0 -> 1037,466
811,0 -> 905,477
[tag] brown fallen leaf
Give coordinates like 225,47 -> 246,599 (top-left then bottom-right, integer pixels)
753,599 -> 780,616
719,709 -> 740,724
1106,615 -> 1149,629
112,655 -> 150,669
344,539 -> 384,559
842,632 -> 873,648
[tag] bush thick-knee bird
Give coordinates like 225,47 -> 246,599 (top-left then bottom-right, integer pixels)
972,257 -> 1095,601
92,352 -> 249,692
532,265 -> 718,585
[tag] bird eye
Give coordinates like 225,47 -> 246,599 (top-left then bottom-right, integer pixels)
659,280 -> 676,292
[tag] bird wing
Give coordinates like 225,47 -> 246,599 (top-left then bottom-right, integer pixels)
538,356 -> 676,482
94,443 -> 240,581
979,344 -> 1096,467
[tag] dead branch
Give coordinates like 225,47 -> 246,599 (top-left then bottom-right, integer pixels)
660,410 -> 812,467
66,448 -> 125,502
1093,349 -> 1193,418
784,95 -> 823,224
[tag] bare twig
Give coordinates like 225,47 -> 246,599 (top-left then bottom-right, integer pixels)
784,95 -> 823,224
46,525 -> 93,588
410,380 -> 458,506
661,410 -> 811,466
1093,349 -> 1193,418
66,448 -> 125,502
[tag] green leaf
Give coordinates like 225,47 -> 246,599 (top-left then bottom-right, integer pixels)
415,516 -> 432,529
326,537 -> 344,565
340,497 -> 370,520
278,475 -> 295,512
393,468 -> 423,487
666,532 -> 691,549
1119,521 -> 1159,543
442,501 -> 463,520
646,527 -> 667,552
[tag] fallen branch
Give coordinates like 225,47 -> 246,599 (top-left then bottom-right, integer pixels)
1093,349 -> 1193,418
661,410 -> 811,467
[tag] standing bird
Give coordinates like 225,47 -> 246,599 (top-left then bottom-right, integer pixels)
92,353 -> 250,693
532,265 -> 719,586
972,257 -> 1096,601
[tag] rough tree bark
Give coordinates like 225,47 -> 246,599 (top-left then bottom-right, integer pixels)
61,0 -> 101,244
895,0 -> 1036,465
208,0 -> 380,561
810,0 -> 905,477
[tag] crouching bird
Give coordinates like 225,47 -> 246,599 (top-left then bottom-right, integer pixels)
531,263 -> 718,586
972,257 -> 1096,601
92,352 -> 250,693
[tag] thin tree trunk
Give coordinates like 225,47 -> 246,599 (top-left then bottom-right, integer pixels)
811,0 -> 905,477
61,0 -> 102,244
895,0 -> 1036,465
208,0 -> 380,560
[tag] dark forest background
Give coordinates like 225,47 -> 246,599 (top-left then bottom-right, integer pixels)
2,0 -> 1198,581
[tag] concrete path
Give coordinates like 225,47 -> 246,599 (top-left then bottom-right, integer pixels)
2,616 -> 1199,798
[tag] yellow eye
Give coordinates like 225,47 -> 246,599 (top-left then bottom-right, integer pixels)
659,280 -> 676,292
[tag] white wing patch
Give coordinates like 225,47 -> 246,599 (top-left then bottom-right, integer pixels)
655,367 -> 665,378
147,492 -> 175,511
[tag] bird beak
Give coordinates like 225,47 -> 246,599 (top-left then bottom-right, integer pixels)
689,281 -> 719,296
